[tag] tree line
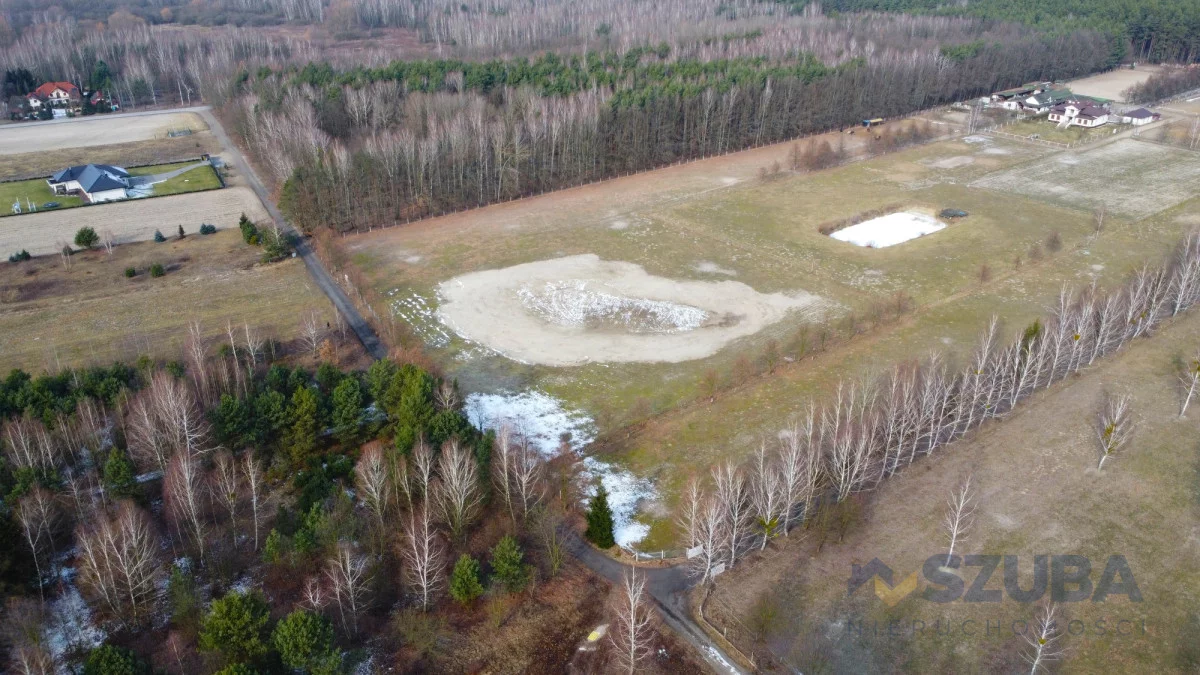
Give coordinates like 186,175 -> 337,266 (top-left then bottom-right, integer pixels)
235,29 -> 1110,234
677,231 -> 1200,583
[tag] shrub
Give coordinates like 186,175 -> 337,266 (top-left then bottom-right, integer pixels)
449,554 -> 484,605
272,610 -> 335,672
199,591 -> 272,663
124,267 -> 136,278
489,535 -> 530,593
200,223 -> 217,235
102,448 -> 139,500
153,230 -> 166,243
149,263 -> 165,277
74,227 -> 100,249
8,249 -> 31,262
1046,231 -> 1063,253
83,644 -> 149,675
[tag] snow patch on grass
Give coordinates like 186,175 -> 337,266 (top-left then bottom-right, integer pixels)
517,281 -> 710,334
693,261 -> 737,276
830,211 -> 946,248
47,570 -> 106,666
465,390 -> 654,547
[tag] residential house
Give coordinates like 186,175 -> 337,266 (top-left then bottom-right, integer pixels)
47,164 -> 132,203
31,82 -> 81,109
1021,88 -> 1075,114
1047,101 -> 1110,128
1121,108 -> 1160,126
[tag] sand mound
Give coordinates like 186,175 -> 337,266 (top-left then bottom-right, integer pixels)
436,254 -> 822,366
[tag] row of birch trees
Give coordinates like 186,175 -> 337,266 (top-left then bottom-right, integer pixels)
679,231 -> 1200,582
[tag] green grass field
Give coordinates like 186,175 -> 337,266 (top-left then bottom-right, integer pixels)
0,161 -> 220,218
0,177 -> 83,214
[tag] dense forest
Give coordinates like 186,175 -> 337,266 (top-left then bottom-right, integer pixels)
245,20 -> 1110,233
0,327 -> 634,672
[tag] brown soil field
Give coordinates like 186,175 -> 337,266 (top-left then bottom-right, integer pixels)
1067,65 -> 1165,102
0,133 -> 221,181
0,230 -> 337,372
704,300 -> 1200,673
0,110 -> 208,155
0,186 -> 270,256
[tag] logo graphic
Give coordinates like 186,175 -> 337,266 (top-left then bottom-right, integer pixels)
849,555 -> 1141,605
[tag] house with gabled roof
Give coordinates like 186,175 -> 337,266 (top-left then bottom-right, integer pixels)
47,164 -> 132,203
1047,100 -> 1110,128
30,82 -> 81,109
1121,108 -> 1160,126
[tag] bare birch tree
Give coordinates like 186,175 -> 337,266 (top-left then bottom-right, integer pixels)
433,440 -> 482,539
401,505 -> 444,611
243,453 -> 264,550
1022,602 -> 1064,674
15,488 -> 58,605
1179,350 -> 1200,416
942,476 -> 975,565
749,443 -> 783,549
164,451 -> 207,559
75,502 -> 162,625
326,543 -> 372,635
1094,394 -> 1135,471
687,496 -> 726,584
713,462 -> 751,568
609,568 -> 654,675
211,450 -> 241,525
355,442 -> 390,550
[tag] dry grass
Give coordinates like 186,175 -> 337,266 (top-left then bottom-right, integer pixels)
706,296 -> 1200,673
0,133 -> 221,181
0,229 -> 336,372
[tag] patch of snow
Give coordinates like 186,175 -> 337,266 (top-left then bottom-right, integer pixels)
465,390 -> 654,547
388,289 -> 453,347
703,645 -> 740,674
404,255 -> 423,264
610,219 -> 629,230
830,212 -> 947,248
963,135 -> 991,144
46,573 -> 106,666
517,281 -> 710,334
1091,264 -> 1105,271
693,261 -> 737,276
982,147 -> 1011,155
720,177 -> 740,185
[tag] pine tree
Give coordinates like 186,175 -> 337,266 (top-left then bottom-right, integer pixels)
330,377 -> 364,446
489,535 -> 528,593
177,224 -> 186,240
448,554 -> 484,605
287,386 -> 320,465
585,482 -> 616,549
102,448 -> 139,500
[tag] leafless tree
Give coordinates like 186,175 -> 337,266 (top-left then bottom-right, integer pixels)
164,451 -> 207,559
712,462 -> 751,568
491,424 -> 517,522
1022,602 -> 1065,674
302,576 -> 328,611
1094,394 -> 1135,471
608,568 -> 655,675
411,438 -> 436,500
401,505 -> 445,611
326,543 -> 372,635
243,453 -> 264,550
3,415 -> 58,474
15,488 -> 58,605
211,450 -> 241,525
127,371 -> 210,471
434,380 -> 461,411
101,229 -> 116,255
749,443 -> 783,548
510,437 -> 545,522
433,440 -> 482,539
185,321 -> 211,402
777,412 -> 820,532
242,322 -> 264,369
677,476 -> 703,548
687,496 -> 726,584
355,442 -> 390,549
300,311 -> 324,354
1180,350 -> 1200,416
942,476 -> 975,565
75,502 -> 162,625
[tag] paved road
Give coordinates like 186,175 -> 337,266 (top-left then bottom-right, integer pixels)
565,532 -> 747,674
196,107 -> 388,360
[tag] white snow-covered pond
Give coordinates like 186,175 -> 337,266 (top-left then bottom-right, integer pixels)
830,211 -> 947,248
465,390 -> 655,547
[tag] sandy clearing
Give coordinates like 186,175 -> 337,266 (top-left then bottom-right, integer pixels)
1067,64 -> 1163,102
830,211 -> 946,248
436,254 -> 824,366
0,186 -> 269,256
0,112 -> 208,155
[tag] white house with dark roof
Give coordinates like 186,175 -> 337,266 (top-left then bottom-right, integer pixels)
1121,108 -> 1160,126
47,164 -> 132,203
1047,101 -> 1110,128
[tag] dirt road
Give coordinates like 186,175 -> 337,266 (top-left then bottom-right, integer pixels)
194,108 -> 388,360
564,532 -> 746,674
